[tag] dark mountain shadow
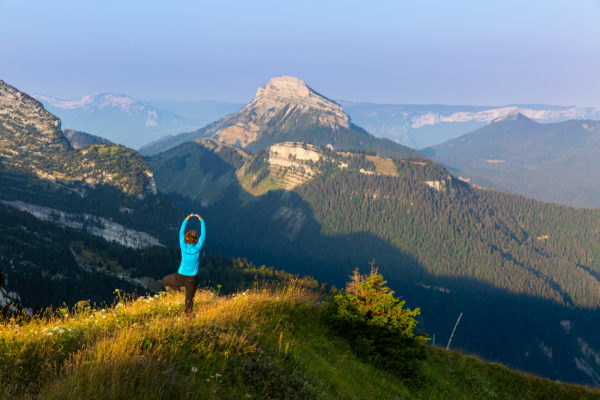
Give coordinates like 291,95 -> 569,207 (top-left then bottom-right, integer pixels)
152,147 -> 600,386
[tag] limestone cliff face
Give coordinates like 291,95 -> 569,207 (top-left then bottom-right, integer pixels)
202,76 -> 350,147
267,142 -> 322,189
1,200 -> 161,248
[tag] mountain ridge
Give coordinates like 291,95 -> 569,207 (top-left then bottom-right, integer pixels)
33,92 -> 201,148
341,102 -> 600,148
425,115 -> 600,207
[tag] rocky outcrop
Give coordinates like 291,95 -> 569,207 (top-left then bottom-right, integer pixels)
1,200 -> 162,249
252,76 -> 349,129
0,80 -> 70,162
267,142 -> 322,190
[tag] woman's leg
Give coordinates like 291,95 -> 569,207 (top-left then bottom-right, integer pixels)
162,273 -> 182,292
183,275 -> 197,313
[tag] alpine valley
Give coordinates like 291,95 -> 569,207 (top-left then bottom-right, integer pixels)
3,77 -> 600,391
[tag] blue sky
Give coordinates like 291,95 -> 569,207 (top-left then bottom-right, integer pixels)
1,0 -> 599,106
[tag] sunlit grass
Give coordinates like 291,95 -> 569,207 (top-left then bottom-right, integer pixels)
2,279 -> 600,399
1,280 -> 320,399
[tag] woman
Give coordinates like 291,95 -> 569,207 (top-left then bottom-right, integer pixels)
162,213 -> 206,313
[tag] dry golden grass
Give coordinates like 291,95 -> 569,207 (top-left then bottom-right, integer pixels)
0,280 -> 321,399
3,279 -> 600,400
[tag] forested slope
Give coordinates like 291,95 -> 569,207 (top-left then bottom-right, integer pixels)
150,139 -> 600,385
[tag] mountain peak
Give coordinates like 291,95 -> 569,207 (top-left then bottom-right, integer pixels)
246,75 -> 349,132
492,109 -> 534,123
256,76 -> 312,100
140,76 -> 420,159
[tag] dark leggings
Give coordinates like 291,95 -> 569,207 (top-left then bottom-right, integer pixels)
162,273 -> 197,313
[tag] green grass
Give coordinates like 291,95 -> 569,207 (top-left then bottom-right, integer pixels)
2,282 -> 599,399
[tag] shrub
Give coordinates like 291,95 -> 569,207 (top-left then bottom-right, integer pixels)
326,265 -> 428,379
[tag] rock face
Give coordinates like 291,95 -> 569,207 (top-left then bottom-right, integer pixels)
1,200 -> 161,248
268,142 -> 322,189
253,76 -> 350,129
140,76 -> 420,159
0,80 -> 70,163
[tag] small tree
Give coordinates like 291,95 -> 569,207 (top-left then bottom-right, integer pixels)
328,264 -> 428,378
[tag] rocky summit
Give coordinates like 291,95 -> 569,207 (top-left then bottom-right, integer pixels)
195,75 -> 351,147
250,76 -> 350,129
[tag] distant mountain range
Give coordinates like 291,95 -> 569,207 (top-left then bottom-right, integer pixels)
140,76 -> 420,159
341,102 -> 600,149
424,112 -> 600,208
35,87 -> 600,152
33,93 -> 240,149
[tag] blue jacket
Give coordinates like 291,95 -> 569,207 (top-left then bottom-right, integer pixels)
178,218 -> 206,276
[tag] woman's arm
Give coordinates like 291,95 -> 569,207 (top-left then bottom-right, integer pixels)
196,218 -> 206,249
179,217 -> 188,249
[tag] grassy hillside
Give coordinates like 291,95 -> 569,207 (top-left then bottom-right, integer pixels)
2,282 -> 599,399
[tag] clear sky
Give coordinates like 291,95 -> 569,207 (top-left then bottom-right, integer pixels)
1,0 -> 599,106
